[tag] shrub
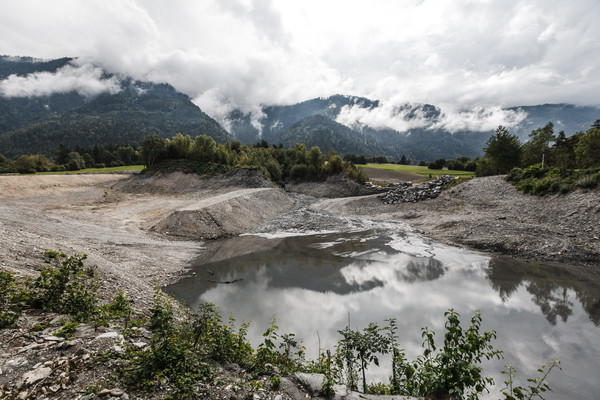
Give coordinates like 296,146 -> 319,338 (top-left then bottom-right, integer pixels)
394,310 -> 502,398
94,291 -> 133,328
428,158 -> 446,170
290,163 -> 309,180
576,174 -> 598,188
29,253 -> 98,322
507,165 -> 598,195
500,361 -> 561,400
506,168 -> 523,182
123,290 -> 212,398
0,271 -> 28,328
270,376 -> 281,390
54,321 -> 79,339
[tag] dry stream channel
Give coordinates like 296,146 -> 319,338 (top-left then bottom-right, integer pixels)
166,221 -> 600,400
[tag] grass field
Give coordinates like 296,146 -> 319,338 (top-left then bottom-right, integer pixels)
360,163 -> 475,178
38,165 -> 144,175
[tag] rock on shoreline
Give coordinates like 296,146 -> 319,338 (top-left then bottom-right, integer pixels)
378,175 -> 455,204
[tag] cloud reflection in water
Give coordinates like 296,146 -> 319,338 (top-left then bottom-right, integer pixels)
166,230 -> 600,399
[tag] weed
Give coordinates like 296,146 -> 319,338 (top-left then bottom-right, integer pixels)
501,360 -> 561,400
29,253 -> 98,322
30,322 -> 48,332
508,165 -> 599,195
249,380 -> 263,392
0,270 -> 29,328
576,174 -> 597,188
269,376 -> 281,390
54,321 -> 79,339
94,291 -> 133,328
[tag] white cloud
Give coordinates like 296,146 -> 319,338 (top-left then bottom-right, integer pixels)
1,0 -> 599,117
432,106 -> 528,133
336,102 -> 433,132
0,62 -> 122,98
335,100 -> 528,133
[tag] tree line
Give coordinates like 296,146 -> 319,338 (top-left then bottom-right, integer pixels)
139,133 -> 367,183
0,143 -> 140,174
0,133 -> 368,185
477,120 -> 600,176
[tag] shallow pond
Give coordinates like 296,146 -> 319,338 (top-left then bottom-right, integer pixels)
166,227 -> 600,399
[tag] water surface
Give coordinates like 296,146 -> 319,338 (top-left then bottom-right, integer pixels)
166,228 -> 600,399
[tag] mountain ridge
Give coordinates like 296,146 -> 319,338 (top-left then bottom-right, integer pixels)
0,56 -> 230,158
226,95 -> 600,161
1,56 -> 599,161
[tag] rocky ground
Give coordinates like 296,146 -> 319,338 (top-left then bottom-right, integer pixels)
332,174 -> 600,272
0,168 -> 599,399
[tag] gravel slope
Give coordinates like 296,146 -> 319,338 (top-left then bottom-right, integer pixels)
322,175 -> 600,270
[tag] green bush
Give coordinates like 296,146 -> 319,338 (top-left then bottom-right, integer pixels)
54,321 -> 79,339
0,271 -> 28,328
507,165 -> 599,195
29,253 -> 98,322
122,289 -> 212,398
94,291 -> 133,328
392,310 -> 502,398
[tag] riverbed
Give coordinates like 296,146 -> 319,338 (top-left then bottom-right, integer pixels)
166,225 -> 600,400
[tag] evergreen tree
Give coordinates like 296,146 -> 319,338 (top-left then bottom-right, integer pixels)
481,126 -> 522,175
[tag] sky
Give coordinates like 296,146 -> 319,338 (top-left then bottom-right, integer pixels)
1,0 -> 599,128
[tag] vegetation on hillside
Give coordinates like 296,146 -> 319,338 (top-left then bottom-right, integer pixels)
140,133 -> 367,184
1,252 -> 560,399
506,165 -> 599,195
0,83 -> 230,159
0,56 -> 230,158
477,121 -> 600,176
476,121 -> 600,194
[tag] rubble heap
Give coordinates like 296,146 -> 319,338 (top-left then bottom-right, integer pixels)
378,175 -> 455,204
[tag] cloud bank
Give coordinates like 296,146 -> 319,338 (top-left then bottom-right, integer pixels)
0,62 -> 122,98
1,0 -> 599,123
335,101 -> 528,133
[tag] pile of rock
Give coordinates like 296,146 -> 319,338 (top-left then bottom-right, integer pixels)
363,182 -> 389,192
0,318 -> 147,400
1,346 -> 90,400
379,175 -> 455,204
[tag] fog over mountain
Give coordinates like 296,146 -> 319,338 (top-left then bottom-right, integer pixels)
1,56 -> 599,161
0,56 -> 230,158
224,93 -> 600,160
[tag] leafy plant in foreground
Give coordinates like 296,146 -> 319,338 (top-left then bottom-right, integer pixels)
29,252 -> 99,322
123,288 -> 211,398
336,322 -> 391,393
0,270 -> 29,328
404,310 -> 503,399
501,361 -> 561,400
253,316 -> 307,375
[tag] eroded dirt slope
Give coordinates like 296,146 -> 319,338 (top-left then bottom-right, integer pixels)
0,170 -> 295,308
